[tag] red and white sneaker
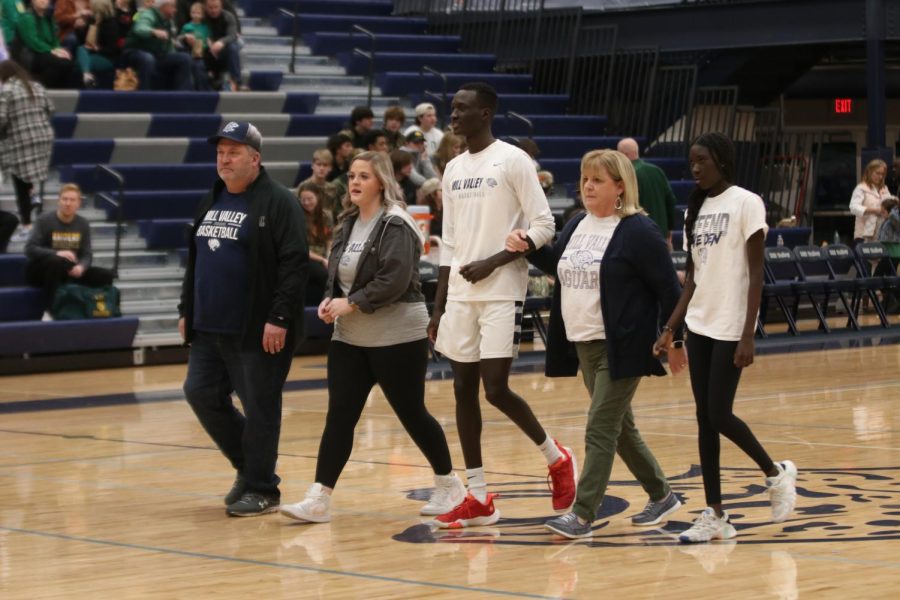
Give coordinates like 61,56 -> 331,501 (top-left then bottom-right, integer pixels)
434,493 -> 500,528
547,442 -> 578,512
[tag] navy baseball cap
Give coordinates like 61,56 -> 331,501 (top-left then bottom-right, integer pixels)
208,121 -> 262,151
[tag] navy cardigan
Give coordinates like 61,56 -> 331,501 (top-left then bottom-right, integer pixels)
530,212 -> 682,379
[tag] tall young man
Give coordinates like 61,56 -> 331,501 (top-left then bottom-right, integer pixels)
428,82 -> 577,527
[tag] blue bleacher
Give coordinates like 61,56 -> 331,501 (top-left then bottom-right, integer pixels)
247,71 -> 285,92
0,255 -> 28,287
339,52 -> 497,77
305,33 -> 462,56
530,136 -> 643,159
146,115 -> 222,137
274,14 -> 427,37
0,288 -> 45,321
0,318 -> 140,355
244,0 -> 392,18
379,72 -> 532,97
493,115 -> 608,137
138,219 -> 193,249
408,93 -> 570,116
670,179 -> 694,203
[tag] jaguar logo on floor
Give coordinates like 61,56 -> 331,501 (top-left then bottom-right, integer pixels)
395,465 -> 900,547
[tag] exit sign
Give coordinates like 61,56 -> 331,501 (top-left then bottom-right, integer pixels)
834,98 -> 853,114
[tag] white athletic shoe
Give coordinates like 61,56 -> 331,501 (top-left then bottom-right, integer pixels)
421,472 -> 467,516
766,460 -> 798,523
280,483 -> 331,523
679,507 -> 737,543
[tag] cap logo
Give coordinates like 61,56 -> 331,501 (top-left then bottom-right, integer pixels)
223,121 -> 239,133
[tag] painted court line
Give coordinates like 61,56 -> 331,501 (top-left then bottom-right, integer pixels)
0,526 -> 568,600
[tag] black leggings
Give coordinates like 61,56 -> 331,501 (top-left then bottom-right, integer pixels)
314,338 -> 453,489
11,175 -> 36,226
687,331 -> 774,506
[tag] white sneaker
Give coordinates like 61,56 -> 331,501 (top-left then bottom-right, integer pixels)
679,507 -> 737,543
280,483 -> 331,523
421,472 -> 466,516
766,460 -> 797,523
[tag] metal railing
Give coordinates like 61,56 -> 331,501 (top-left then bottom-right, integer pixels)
420,66 -> 449,128
505,111 -> 534,139
351,25 -> 377,108
277,7 -> 301,74
93,165 -> 125,278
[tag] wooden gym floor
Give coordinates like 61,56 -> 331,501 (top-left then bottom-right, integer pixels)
1,339 -> 899,598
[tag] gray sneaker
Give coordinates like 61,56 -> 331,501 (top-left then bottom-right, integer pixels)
631,492 -> 682,526
545,512 -> 593,539
224,474 -> 246,506
226,492 -> 280,517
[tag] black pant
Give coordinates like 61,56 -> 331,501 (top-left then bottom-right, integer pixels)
183,330 -> 294,496
0,211 -> 18,253
687,331 -> 774,506
31,51 -> 83,89
315,338 -> 453,489
305,260 -> 327,306
25,254 -> 114,297
11,175 -> 36,226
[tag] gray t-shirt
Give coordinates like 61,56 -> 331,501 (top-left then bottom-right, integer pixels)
333,211 -> 429,347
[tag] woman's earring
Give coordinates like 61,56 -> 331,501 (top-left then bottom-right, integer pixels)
615,195 -> 624,211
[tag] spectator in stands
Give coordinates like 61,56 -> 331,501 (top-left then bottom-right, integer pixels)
16,0 -> 86,88
1,0 -> 26,50
297,148 -> 339,218
382,105 -> 406,151
0,209 -> 17,252
175,0 -> 236,30
279,151 -> 465,525
363,128 -> 388,155
53,0 -> 92,53
91,0 -> 133,68
417,177 -> 442,237
654,132 -> 797,543
180,121 -> 308,517
404,102 -> 443,157
298,181 -> 332,306
0,59 -> 53,238
431,131 -> 463,178
349,105 -> 374,149
390,149 -> 418,205
202,0 -> 239,91
24,183 -> 114,296
617,137 -> 678,249
124,0 -> 192,91
518,137 -> 541,171
326,132 -> 353,183
850,159 -> 892,245
506,149 -> 684,540
176,1 -> 210,89
399,130 -> 438,186
0,28 -> 7,62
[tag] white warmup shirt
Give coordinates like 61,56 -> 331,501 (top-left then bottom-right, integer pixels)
685,185 -> 768,341
558,214 -> 620,341
440,140 -> 555,301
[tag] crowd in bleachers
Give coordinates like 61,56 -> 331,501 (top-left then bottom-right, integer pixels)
0,0 -> 243,91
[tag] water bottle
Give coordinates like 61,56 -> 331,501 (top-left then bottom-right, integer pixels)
776,234 -> 784,247
833,231 -> 841,245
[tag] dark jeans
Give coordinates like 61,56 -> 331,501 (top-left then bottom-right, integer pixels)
314,338 -> 452,489
25,254 -> 114,297
123,49 -> 193,91
305,260 -> 327,306
204,41 -> 242,87
183,330 -> 294,496
31,51 -> 83,89
0,211 -> 18,253
687,331 -> 774,506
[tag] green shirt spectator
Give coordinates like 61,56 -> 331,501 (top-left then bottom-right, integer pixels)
15,6 -> 60,53
125,5 -> 176,57
0,0 -> 26,44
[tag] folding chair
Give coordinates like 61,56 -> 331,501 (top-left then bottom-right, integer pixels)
763,247 -> 830,334
761,247 -> 801,336
854,242 -> 899,326
794,245 -> 859,331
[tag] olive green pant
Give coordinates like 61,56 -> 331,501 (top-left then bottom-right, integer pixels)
572,340 -> 670,523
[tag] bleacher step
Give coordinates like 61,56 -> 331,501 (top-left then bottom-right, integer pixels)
94,250 -> 172,268
122,298 -> 179,315
133,331 -> 184,348
242,25 -> 278,36
136,314 -> 180,333
116,266 -> 185,281
117,281 -> 182,300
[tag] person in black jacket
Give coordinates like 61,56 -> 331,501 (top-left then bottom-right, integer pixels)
178,121 -> 308,517
506,149 -> 685,539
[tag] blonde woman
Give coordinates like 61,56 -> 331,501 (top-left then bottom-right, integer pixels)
850,159 -> 892,244
430,131 -> 463,177
506,149 -> 685,539
280,151 -> 465,524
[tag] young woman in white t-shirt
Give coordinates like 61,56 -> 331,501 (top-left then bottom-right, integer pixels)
653,133 -> 797,543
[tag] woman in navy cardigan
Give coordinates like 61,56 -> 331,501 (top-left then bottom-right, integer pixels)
507,149 -> 685,539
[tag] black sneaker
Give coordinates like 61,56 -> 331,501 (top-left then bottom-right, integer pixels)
226,491 -> 280,517
223,474 -> 246,506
